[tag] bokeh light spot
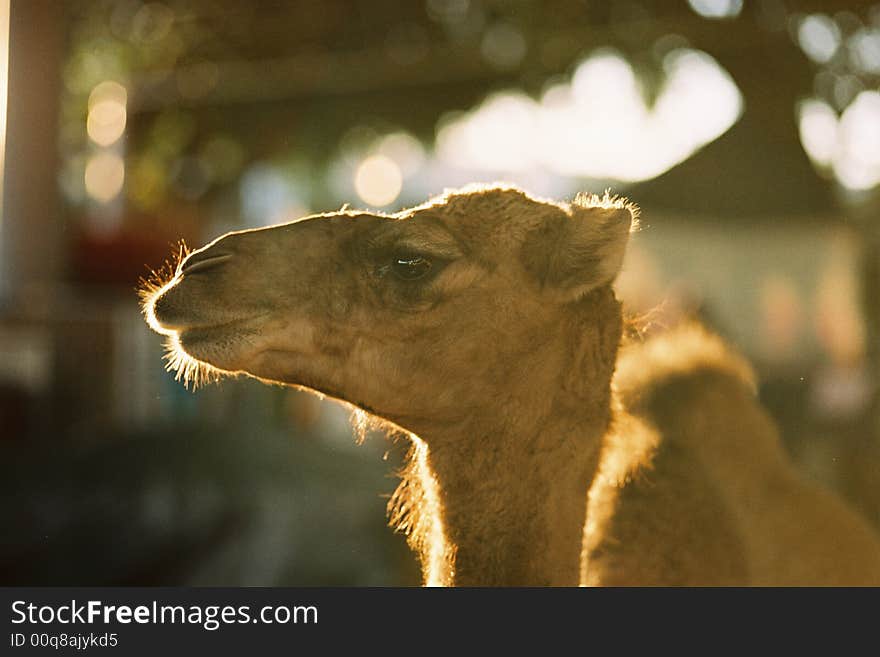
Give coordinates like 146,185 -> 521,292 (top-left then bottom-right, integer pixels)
797,14 -> 841,63
354,155 -> 402,207
687,0 -> 743,19
84,151 -> 125,203
87,81 -> 127,146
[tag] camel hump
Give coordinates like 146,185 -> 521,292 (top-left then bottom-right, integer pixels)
613,321 -> 775,453
615,321 -> 756,401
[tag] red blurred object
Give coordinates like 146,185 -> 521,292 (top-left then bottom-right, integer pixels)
71,225 -> 192,288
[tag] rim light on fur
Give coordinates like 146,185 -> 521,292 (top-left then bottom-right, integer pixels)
162,333 -> 222,390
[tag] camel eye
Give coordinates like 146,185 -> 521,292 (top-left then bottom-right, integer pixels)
391,255 -> 432,281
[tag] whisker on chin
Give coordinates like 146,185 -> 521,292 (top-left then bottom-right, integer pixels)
162,333 -> 223,390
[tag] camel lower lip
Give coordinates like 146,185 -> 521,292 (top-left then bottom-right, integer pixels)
174,322 -> 256,367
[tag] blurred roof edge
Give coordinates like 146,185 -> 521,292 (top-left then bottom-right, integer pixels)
630,116 -> 840,221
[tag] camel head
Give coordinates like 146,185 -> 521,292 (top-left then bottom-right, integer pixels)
142,184 -> 636,435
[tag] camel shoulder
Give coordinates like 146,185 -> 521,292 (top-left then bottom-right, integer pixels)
582,415 -> 748,586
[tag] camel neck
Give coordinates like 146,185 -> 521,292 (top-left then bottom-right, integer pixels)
412,410 -> 605,586
387,288 -> 622,586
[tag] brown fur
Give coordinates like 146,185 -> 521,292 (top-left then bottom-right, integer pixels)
614,325 -> 880,585
141,184 -> 880,586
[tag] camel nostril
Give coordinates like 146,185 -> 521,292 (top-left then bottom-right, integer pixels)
181,252 -> 233,275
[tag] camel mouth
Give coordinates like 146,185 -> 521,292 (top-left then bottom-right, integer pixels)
144,271 -> 266,336
155,308 -> 264,335
175,313 -> 266,346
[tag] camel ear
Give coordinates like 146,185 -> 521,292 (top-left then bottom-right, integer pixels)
522,200 -> 636,301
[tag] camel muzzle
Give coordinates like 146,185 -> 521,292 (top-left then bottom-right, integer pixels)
147,247 -> 240,333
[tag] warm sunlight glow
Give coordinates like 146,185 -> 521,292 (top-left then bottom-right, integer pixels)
141,269 -> 223,390
799,92 -> 880,191
354,154 -> 402,206
87,99 -> 127,146
437,92 -> 538,172
162,332 -> 222,389
84,151 -> 125,203
436,48 -> 742,183
375,132 -> 426,176
836,90 -> 880,190
798,98 -> 838,168
143,277 -> 180,338
87,81 -> 127,146
411,435 -> 453,587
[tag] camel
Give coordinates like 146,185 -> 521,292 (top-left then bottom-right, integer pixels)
141,183 -> 880,586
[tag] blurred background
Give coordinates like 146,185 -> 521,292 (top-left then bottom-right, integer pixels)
1,0 -> 879,585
